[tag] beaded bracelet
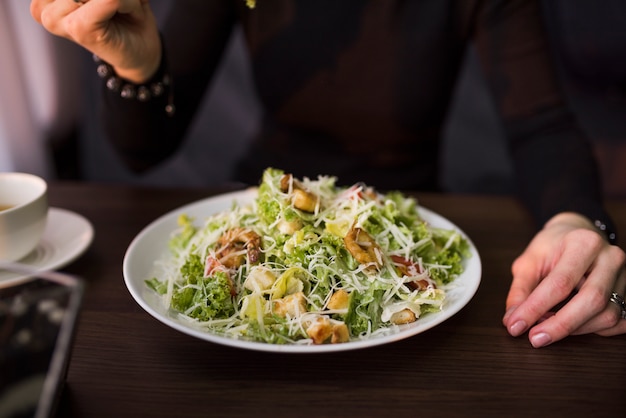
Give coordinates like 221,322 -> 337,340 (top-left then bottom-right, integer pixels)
594,218 -> 618,245
93,54 -> 175,116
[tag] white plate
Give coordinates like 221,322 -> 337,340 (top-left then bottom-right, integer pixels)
0,208 -> 94,286
123,189 -> 481,353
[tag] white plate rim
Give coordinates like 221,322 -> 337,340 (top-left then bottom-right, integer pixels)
0,207 -> 94,286
123,189 -> 482,353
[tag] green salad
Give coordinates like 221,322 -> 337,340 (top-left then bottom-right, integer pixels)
146,168 -> 471,345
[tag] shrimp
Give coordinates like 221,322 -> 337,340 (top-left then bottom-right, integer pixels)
205,255 -> 237,296
280,173 -> 319,213
215,227 -> 262,269
343,225 -> 382,270
390,255 -> 434,291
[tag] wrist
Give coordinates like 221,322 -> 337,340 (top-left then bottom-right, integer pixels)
544,212 -> 592,228
592,218 -> 617,245
544,212 -> 617,245
95,46 -> 174,116
113,65 -> 159,85
94,28 -> 161,84
113,47 -> 162,84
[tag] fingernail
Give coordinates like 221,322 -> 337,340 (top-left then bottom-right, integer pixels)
509,320 -> 527,337
531,332 -> 552,348
503,306 -> 517,323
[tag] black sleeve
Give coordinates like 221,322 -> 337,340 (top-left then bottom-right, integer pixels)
473,0 -> 616,243
101,0 -> 238,173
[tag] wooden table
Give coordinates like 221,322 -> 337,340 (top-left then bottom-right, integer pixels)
48,182 -> 626,417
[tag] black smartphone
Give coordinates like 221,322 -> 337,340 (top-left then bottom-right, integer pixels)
0,267 -> 84,418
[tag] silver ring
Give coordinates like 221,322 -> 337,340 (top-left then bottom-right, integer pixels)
609,292 -> 626,319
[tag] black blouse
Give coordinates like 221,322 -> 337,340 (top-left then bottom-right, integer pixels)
102,0 -> 614,238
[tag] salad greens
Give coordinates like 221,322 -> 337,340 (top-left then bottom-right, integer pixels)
146,168 -> 471,345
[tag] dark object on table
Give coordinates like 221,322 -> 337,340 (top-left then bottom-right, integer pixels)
0,270 -> 83,418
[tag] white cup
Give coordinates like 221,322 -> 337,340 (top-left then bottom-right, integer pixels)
0,172 -> 49,261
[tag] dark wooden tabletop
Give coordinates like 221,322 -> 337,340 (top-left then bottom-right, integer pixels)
48,181 -> 626,417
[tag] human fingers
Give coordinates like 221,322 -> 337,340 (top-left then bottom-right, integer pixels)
573,299 -> 626,337
30,0 -> 55,25
526,242 -> 625,347
82,0 -> 160,82
504,229 -> 602,338
31,0 -> 158,82
116,0 -> 148,14
595,290 -> 626,336
34,0 -> 84,37
570,257 -> 626,336
35,0 -> 143,38
502,249 -> 544,327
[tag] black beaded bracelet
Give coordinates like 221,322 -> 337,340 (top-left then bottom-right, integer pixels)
93,54 -> 175,116
594,218 -> 618,245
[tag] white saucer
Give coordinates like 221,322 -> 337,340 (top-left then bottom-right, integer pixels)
0,207 -> 94,285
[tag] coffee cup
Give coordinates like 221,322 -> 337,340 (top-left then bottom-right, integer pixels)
0,172 -> 48,261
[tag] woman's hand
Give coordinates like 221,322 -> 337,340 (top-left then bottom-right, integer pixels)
30,0 -> 161,83
503,212 -> 626,347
